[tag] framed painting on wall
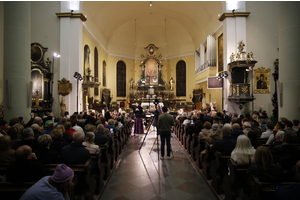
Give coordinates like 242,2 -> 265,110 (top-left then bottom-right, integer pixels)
254,66 -> 270,93
218,34 -> 223,72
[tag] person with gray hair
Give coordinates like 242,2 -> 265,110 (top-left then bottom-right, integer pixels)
21,127 -> 38,152
83,132 -> 100,154
61,131 -> 90,164
94,124 -> 112,145
31,123 -> 42,139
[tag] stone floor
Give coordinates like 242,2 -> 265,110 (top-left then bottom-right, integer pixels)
99,128 -> 219,200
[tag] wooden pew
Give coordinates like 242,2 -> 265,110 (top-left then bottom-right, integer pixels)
90,151 -> 105,194
99,142 -> 111,180
0,182 -> 36,199
46,159 -> 95,200
247,174 -> 297,200
210,151 -> 231,193
202,141 -> 211,178
222,158 -> 250,200
195,138 -> 206,168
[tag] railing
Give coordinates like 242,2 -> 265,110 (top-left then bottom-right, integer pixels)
195,59 -> 216,74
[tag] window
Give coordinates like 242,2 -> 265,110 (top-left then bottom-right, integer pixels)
117,61 -> 126,97
176,60 -> 186,96
103,61 -> 106,87
94,47 -> 99,95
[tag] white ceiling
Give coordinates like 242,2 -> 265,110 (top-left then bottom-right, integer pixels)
82,1 -> 222,58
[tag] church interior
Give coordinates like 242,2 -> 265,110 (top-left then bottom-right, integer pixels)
1,1 -> 300,200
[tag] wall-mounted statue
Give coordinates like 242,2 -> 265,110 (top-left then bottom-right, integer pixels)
129,77 -> 134,90
169,77 -> 175,91
59,96 -> 66,117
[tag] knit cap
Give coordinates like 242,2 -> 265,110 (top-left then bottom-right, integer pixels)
52,164 -> 74,183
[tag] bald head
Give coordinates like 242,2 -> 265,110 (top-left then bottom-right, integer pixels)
31,123 -> 41,132
73,131 -> 85,143
16,145 -> 32,161
97,124 -> 104,132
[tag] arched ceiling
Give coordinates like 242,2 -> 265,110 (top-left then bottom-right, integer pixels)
82,1 -> 222,58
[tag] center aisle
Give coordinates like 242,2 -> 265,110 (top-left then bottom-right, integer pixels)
100,129 -> 219,200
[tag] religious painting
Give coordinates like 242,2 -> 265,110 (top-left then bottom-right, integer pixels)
31,69 -> 43,100
254,66 -> 270,93
84,45 -> 90,75
145,59 -> 158,85
218,34 -> 223,72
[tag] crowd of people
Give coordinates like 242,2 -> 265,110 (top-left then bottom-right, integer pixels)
0,107 -> 132,199
175,107 -> 300,199
1,104 -> 300,199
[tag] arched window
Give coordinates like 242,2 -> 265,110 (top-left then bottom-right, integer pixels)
117,61 -> 126,97
176,60 -> 186,96
94,47 -> 99,95
102,61 -> 106,87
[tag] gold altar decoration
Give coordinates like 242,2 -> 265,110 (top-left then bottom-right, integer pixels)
254,66 -> 270,94
58,78 -> 72,96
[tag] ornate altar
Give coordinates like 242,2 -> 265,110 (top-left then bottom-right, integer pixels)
228,41 -> 257,104
31,42 -> 53,111
135,44 -> 167,99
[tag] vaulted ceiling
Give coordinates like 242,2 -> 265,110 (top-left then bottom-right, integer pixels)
82,1 -> 222,58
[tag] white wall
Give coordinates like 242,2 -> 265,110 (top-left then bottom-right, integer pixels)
31,2 -> 61,116
0,2 -> 3,109
246,1 -> 280,117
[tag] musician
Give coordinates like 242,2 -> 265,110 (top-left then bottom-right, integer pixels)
208,102 -> 217,113
133,103 -> 143,135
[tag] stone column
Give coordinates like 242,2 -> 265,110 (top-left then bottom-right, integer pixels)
57,1 -> 86,115
3,2 -> 31,122
221,1 -> 249,114
278,2 -> 300,120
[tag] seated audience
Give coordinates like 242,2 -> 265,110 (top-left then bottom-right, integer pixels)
35,134 -> 60,164
285,120 -> 297,137
64,121 -> 76,137
247,146 -> 283,182
61,131 -> 90,164
292,119 -> 299,132
271,132 -> 299,163
21,127 -> 38,152
55,124 -> 73,144
0,119 -> 9,135
94,124 -> 112,145
268,130 -> 284,147
266,122 -> 285,145
42,120 -> 54,135
20,164 -> 74,200
231,135 -> 256,164
0,135 -> 15,164
5,145 -> 49,183
33,116 -> 44,128
210,126 -> 236,154
260,122 -> 275,139
50,128 -> 69,156
206,123 -> 222,144
106,119 -> 117,134
83,132 -> 100,154
7,126 -> 22,149
248,130 -> 262,149
230,123 -> 244,140
242,122 -> 252,136
31,123 -> 43,139
199,121 -> 212,139
70,114 -> 84,132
